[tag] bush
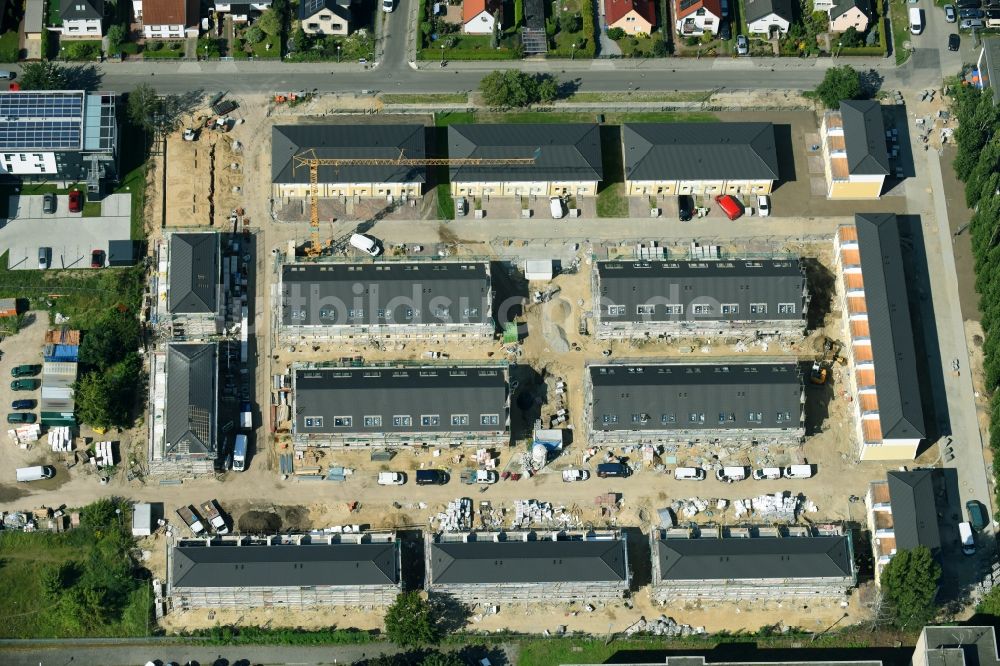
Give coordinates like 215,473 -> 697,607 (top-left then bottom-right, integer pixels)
121,42 -> 139,55
839,26 -> 864,48
169,41 -> 182,50
559,11 -> 582,34
607,26 -> 625,40
685,35 -> 699,46
65,42 -> 100,60
247,25 -> 265,44
107,24 -> 125,54
652,38 -> 670,56
146,40 -> 163,51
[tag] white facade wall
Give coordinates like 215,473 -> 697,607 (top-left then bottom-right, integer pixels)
0,152 -> 58,175
63,18 -> 103,37
748,13 -> 790,34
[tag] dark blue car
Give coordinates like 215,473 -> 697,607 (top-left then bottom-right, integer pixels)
11,399 -> 35,410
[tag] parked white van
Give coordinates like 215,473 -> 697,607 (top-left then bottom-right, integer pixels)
549,197 -> 565,219
959,521 -> 976,555
715,466 -> 748,482
909,7 -> 924,34
783,464 -> 814,479
16,466 -> 54,482
232,434 -> 247,472
674,466 -> 706,481
753,467 -> 782,480
349,233 -> 382,256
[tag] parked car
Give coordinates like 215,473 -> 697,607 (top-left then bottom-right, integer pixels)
674,466 -> 706,481
382,0 -> 394,10
7,412 -> 36,424
10,379 -> 40,391
715,194 -> 744,220
715,466 -> 748,482
562,469 -> 591,482
959,521 -> 976,555
961,8 -> 985,18
15,466 -> 53,482
961,17 -> 985,27
461,469 -> 498,485
68,190 -> 82,213
11,364 -> 41,378
38,247 -> 50,270
720,20 -> 732,40
377,471 -> 406,486
678,195 -> 694,222
752,467 -> 782,480
736,34 -> 749,55
597,462 -> 630,478
0,70 -> 15,80
783,464 -> 814,479
349,233 -> 381,257
90,249 -> 104,268
967,499 -> 989,531
549,196 -> 565,219
415,469 -> 449,485
42,192 -> 57,214
10,399 -> 35,410
756,194 -> 770,217
945,4 -> 958,20
949,33 -> 961,50
957,0 -> 982,8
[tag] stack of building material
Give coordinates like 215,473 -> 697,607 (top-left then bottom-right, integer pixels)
47,426 -> 73,452
92,441 -> 114,468
624,615 -> 705,637
434,498 -> 473,532
732,492 -> 799,521
8,424 -> 41,446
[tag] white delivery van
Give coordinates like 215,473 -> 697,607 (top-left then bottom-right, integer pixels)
753,467 -> 782,480
715,466 -> 748,482
959,521 -> 976,555
232,434 -> 248,472
549,197 -> 565,219
909,7 -> 924,34
349,233 -> 382,256
16,466 -> 53,482
674,466 -> 706,481
783,464 -> 814,479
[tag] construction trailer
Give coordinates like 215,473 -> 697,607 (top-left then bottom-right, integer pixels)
291,362 -> 510,449
154,232 -> 223,340
586,361 -> 805,447
593,258 -> 809,339
424,530 -> 629,605
277,261 -> 494,342
168,531 -> 401,610
649,525 -> 855,602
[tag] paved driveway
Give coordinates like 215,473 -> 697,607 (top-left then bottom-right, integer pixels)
1,193 -> 131,270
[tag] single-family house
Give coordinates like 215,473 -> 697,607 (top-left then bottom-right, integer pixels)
448,123 -> 603,198
674,0 -> 723,36
299,0 -> 352,36
137,0 -> 200,39
821,99 -> 890,199
622,122 -> 780,196
60,0 -> 104,38
745,0 -> 793,35
828,0 -> 871,33
605,0 -> 656,35
463,0 -> 502,34
211,0 -> 272,22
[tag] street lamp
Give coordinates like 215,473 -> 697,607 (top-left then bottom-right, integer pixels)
571,43 -> 576,60
440,44 -> 445,64
837,40 -> 842,57
115,508 -> 122,527
337,45 -> 341,63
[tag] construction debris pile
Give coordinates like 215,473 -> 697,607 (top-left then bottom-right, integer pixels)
431,498 -> 474,532
733,493 -> 814,521
47,427 -> 73,452
510,499 -> 581,530
624,615 -> 706,637
672,497 -> 729,519
8,423 -> 40,447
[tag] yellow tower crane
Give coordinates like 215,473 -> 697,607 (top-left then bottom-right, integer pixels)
292,148 -> 539,257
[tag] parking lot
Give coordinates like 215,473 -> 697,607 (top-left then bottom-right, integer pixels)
1,194 -> 131,270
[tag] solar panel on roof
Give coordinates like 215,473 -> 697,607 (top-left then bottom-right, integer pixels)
0,92 -> 85,150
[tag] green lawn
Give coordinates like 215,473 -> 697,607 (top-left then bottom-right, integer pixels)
436,111 -> 717,125
59,39 -> 102,61
82,201 -> 101,217
889,0 -> 912,65
0,30 -> 20,62
614,34 -> 668,57
17,182 -> 85,196
419,34 -> 520,61
382,93 -> 469,104
570,91 -> 713,103
436,184 -> 455,219
142,43 -> 185,58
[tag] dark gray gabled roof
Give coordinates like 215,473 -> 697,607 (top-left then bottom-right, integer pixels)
448,124 -> 603,183
589,363 -> 803,432
429,538 -> 628,585
299,0 -> 351,21
886,470 -> 941,552
60,0 -> 103,20
830,0 -> 871,21
165,343 -> 217,456
656,535 -> 853,581
272,124 -> 426,185
168,233 -> 219,315
855,214 -> 926,440
294,365 -> 508,435
623,123 -> 780,182
745,0 -> 793,23
172,541 -> 399,588
281,262 -> 491,327
921,626 -> 1000,666
841,100 -> 890,176
597,259 -> 805,324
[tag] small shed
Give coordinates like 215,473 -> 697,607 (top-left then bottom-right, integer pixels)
108,240 -> 137,267
132,503 -> 153,536
524,260 -> 554,281
0,298 -> 17,318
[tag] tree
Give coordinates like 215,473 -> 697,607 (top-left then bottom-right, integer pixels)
479,70 -> 559,108
107,24 -> 126,55
840,26 -> 863,48
19,62 -> 67,90
79,310 -> 141,371
537,75 -> 558,103
559,11 -> 582,34
880,545 -> 941,628
291,27 -> 311,52
75,353 -> 142,429
420,652 -> 464,666
127,83 -> 161,131
607,26 -> 625,41
812,65 -> 862,109
247,25 -> 266,44
257,9 -> 283,37
383,591 -> 439,648
490,10 -> 500,49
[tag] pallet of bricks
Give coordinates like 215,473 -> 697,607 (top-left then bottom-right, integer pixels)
48,426 -> 73,452
91,441 -> 115,468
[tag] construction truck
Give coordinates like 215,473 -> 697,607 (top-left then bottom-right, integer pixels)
175,505 -> 205,535
200,499 -> 229,534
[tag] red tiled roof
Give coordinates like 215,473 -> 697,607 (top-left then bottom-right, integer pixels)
143,0 -> 197,26
674,0 -> 722,20
464,0 -> 502,23
605,0 -> 656,25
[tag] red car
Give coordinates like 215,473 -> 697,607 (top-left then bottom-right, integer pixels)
714,194 -> 744,221
68,190 -> 82,213
90,249 -> 104,268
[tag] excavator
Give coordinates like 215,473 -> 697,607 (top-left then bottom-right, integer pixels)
810,337 -> 846,385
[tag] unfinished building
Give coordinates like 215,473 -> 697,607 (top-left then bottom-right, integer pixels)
167,531 -> 401,609
866,469 -> 941,585
835,215 -> 926,460
148,342 -> 218,476
425,530 -> 629,604
915,626 -> 1000,666
154,232 -> 222,340
594,259 -> 808,339
650,525 -> 855,602
586,362 -> 805,446
291,363 -> 509,448
278,261 -> 494,341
